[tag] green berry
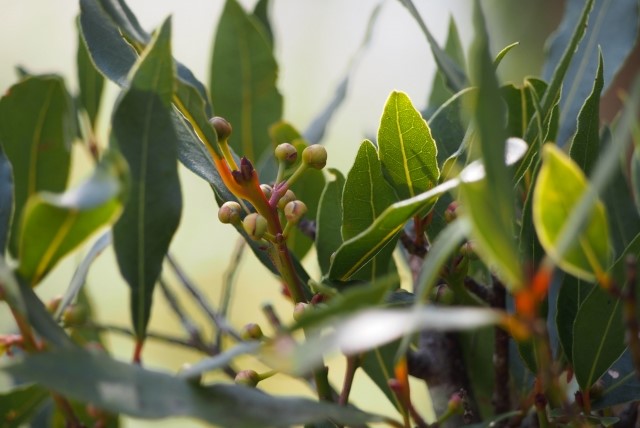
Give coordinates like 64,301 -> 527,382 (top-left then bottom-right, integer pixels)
260,184 -> 273,200
284,200 -> 308,223
218,201 -> 242,224
62,305 -> 88,327
241,323 -> 264,340
302,145 -> 327,169
274,143 -> 298,164
243,213 -> 268,240
235,369 -> 260,387
277,189 -> 297,210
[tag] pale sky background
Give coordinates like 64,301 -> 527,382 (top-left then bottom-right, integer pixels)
0,1 -> 480,426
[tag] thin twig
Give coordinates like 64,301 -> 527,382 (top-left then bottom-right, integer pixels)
166,253 -> 242,341
85,323 -> 205,351
623,256 -> 640,378
52,393 -> 84,427
262,303 -> 283,332
338,355 -> 360,405
217,239 -> 246,348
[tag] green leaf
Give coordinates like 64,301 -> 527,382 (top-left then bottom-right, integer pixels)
0,150 -> 13,257
251,0 -> 273,48
378,91 -> 440,201
316,169 -> 345,275
396,0 -> 467,92
533,144 -> 611,281
572,284 -> 625,390
0,75 -> 74,257
77,19 -> 105,129
543,0 -> 639,145
17,152 -> 126,285
360,342 -> 403,412
569,50 -> 604,175
210,0 -> 282,164
342,140 -> 398,281
631,149 -> 640,217
501,78 -> 547,139
493,42 -> 519,68
555,273 -> 594,362
111,19 -> 182,339
592,349 -> 640,410
3,349 -> 383,427
427,17 -> 466,111
427,87 -> 473,167
0,384 -> 49,428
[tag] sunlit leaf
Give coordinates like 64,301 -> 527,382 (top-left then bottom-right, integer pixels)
210,0 -> 282,164
0,75 -> 75,257
533,144 -> 611,281
378,91 -> 439,202
569,50 -> 604,175
2,349 -> 383,427
111,19 -> 182,339
18,152 -> 126,285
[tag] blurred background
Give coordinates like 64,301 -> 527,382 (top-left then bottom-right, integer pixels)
0,0 -> 562,426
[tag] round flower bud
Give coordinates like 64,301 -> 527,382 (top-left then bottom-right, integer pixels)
459,241 -> 478,260
260,184 -> 273,200
243,213 -> 268,240
241,323 -> 264,340
235,369 -> 260,387
62,305 -> 88,327
277,189 -> 297,210
218,201 -> 242,224
274,143 -> 298,165
46,295 -> 62,314
284,200 -> 308,223
208,116 -> 232,141
293,302 -> 308,321
302,145 -> 327,169
444,201 -> 460,223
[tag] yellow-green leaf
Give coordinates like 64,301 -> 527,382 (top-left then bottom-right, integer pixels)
533,144 -> 611,281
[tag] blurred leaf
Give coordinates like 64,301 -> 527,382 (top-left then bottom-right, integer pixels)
342,140 -> 398,281
76,19 -> 105,129
569,51 -> 604,175
360,342 -> 403,412
533,144 -> 611,282
572,284 -> 625,390
210,0 -> 282,164
280,306 -> 501,375
396,0 -> 467,92
316,169 -> 345,275
427,17 -> 466,111
252,0 -> 273,48
378,91 -> 440,202
18,152 -> 126,285
555,273 -> 594,362
461,2 -> 522,291
0,384 -> 49,428
599,126 -> 640,262
632,150 -> 640,216
0,150 -> 13,257
111,19 -> 182,339
0,75 -> 74,257
3,349 -> 383,427
0,259 -> 25,316
54,231 -> 112,321
493,42 -> 519,68
592,349 -> 640,410
543,0 -> 639,146
304,3 -> 382,145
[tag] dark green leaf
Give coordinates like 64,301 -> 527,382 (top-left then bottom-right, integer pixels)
501,78 -> 547,139
360,342 -> 403,411
592,349 -> 640,410
18,151 -> 126,285
3,349 -> 382,427
396,0 -> 467,92
572,285 -> 625,390
316,169 -> 345,275
210,0 -> 282,164
342,140 -> 398,281
111,19 -> 181,339
0,75 -> 74,257
0,150 -> 13,257
77,19 -> 105,129
632,150 -> 640,217
0,259 -> 26,316
427,17 -> 466,111
0,384 -> 49,428
569,51 -> 604,175
555,273 -> 594,362
543,0 -> 639,145
378,91 -> 440,201
427,87 -> 473,167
